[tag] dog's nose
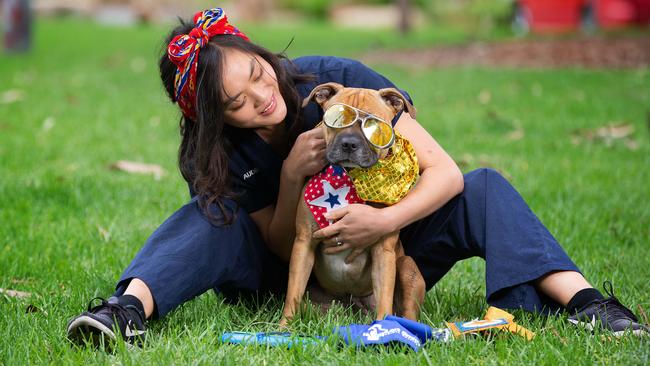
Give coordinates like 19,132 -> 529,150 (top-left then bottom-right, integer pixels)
339,134 -> 362,153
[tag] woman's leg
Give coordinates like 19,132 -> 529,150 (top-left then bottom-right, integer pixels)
401,168 -> 648,336
67,197 -> 287,345
112,197 -> 287,319
536,270 -> 592,307
401,168 -> 583,313
122,278 -> 155,318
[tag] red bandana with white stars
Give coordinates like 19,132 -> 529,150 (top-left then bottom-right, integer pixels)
304,165 -> 365,228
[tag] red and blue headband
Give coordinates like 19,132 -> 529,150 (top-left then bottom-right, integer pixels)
167,8 -> 249,120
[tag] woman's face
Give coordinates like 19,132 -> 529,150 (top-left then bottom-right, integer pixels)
220,48 -> 287,129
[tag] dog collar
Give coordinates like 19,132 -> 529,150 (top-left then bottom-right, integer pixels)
304,165 -> 365,228
347,132 -> 419,205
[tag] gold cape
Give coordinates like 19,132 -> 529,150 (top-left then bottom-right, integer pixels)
348,132 -> 419,205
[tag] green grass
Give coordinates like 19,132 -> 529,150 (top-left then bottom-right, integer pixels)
1,18 -> 649,365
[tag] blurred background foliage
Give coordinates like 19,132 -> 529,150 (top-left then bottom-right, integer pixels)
278,0 -> 515,26
279,0 -> 512,17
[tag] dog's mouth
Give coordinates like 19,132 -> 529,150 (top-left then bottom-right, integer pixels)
337,160 -> 364,169
326,155 -> 378,169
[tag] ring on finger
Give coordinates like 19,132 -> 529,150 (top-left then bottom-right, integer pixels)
335,236 -> 343,246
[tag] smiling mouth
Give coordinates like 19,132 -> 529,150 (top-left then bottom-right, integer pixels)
261,94 -> 276,115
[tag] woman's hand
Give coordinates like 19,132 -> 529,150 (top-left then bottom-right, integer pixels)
312,204 -> 394,263
283,127 -> 327,182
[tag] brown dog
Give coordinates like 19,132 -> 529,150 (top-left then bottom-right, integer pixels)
280,82 -> 426,326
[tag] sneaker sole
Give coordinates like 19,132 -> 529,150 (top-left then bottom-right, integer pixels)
67,315 -> 133,349
612,328 -> 650,337
568,318 -> 649,337
568,317 -> 595,331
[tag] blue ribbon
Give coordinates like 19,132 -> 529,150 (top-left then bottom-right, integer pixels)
334,316 -> 452,352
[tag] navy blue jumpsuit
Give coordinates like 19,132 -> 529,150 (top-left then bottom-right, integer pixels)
115,56 -> 580,318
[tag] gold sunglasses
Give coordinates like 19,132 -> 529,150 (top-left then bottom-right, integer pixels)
323,103 -> 395,149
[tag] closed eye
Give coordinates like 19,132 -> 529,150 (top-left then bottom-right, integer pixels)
230,98 -> 245,111
255,67 -> 263,81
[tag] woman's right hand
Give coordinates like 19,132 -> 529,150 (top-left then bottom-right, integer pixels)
283,127 -> 327,182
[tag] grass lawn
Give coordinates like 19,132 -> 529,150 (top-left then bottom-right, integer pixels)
1,18 -> 649,364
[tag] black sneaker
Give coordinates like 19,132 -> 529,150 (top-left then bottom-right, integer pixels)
67,296 -> 147,348
568,281 -> 649,337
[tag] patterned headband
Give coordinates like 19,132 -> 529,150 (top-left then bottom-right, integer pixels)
167,8 -> 249,120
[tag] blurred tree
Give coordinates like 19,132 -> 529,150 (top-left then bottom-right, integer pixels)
398,0 -> 411,34
278,0 -> 335,19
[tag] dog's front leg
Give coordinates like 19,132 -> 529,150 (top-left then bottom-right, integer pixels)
280,235 -> 317,326
280,201 -> 318,327
371,231 -> 399,320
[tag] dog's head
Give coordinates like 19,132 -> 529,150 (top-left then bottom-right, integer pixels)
302,82 -> 416,168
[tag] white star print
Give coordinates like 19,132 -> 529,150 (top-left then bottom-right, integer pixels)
308,180 -> 350,213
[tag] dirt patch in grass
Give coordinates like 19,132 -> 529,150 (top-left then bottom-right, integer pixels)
360,36 -> 650,69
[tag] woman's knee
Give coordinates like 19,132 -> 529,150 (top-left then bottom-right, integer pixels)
463,168 -> 511,196
467,167 -> 508,184
459,168 -> 520,218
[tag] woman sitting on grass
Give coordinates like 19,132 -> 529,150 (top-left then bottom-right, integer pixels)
66,7 -> 648,347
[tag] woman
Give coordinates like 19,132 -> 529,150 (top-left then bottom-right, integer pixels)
66,8 -> 647,347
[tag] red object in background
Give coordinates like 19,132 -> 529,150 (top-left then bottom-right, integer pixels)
519,0 -> 586,33
631,0 -> 650,23
3,0 -> 32,52
595,0 -> 637,28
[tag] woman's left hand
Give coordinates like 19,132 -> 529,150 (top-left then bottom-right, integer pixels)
312,204 -> 394,263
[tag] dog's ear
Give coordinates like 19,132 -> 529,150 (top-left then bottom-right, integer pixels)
378,88 -> 417,119
302,82 -> 344,108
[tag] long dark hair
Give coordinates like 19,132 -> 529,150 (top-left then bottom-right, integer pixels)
159,18 -> 313,225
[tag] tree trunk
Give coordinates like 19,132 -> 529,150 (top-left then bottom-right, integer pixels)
397,0 -> 410,35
